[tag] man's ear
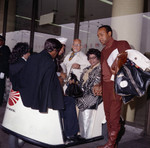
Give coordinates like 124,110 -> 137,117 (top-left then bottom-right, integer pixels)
72,44 -> 74,48
108,31 -> 112,37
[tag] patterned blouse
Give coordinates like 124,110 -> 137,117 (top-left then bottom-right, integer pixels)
76,63 -> 101,111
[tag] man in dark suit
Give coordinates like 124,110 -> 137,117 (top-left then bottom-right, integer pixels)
19,38 -> 64,113
18,38 -> 80,142
0,35 -> 11,106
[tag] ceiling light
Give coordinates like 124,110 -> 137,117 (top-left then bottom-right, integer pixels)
99,0 -> 113,5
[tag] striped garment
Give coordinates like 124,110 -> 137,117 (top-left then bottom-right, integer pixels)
76,63 -> 101,111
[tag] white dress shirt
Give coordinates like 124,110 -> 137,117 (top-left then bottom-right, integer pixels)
61,51 -> 90,91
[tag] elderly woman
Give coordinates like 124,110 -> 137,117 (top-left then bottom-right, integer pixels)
76,48 -> 105,139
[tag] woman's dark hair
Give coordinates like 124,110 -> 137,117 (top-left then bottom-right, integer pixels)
44,38 -> 62,53
86,48 -> 101,60
98,25 -> 113,36
9,42 -> 30,64
57,44 -> 66,59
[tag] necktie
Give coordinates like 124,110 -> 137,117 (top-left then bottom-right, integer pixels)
69,52 -> 75,61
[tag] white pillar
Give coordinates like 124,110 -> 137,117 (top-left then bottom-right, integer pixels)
111,0 -> 144,122
111,0 -> 144,51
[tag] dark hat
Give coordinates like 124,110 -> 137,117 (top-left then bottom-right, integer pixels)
0,35 -> 5,41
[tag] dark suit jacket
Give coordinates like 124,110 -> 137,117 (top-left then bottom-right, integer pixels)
0,45 -> 11,77
9,58 -> 26,91
19,49 -> 64,112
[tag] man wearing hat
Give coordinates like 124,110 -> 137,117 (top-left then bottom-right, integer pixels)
0,35 -> 11,106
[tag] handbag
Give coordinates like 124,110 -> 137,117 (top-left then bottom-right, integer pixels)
65,73 -> 83,98
88,96 -> 103,109
76,94 -> 103,111
115,59 -> 150,104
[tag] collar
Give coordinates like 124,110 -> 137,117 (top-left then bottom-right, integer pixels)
90,63 -> 100,70
74,51 -> 81,55
42,49 -> 53,58
74,52 -> 77,55
22,56 -> 27,61
105,38 -> 114,49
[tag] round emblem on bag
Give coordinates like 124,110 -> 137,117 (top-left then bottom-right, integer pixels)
8,89 -> 20,106
120,80 -> 128,88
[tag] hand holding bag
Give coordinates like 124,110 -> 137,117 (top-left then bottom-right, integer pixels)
115,59 -> 150,104
65,73 -> 83,98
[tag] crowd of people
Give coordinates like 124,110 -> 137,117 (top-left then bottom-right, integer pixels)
0,25 -> 132,147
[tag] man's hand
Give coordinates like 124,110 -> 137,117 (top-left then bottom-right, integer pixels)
93,84 -> 102,96
58,76 -> 64,86
72,63 -> 80,69
111,52 -> 127,75
58,72 -> 66,86
69,79 -> 75,84
60,72 -> 66,80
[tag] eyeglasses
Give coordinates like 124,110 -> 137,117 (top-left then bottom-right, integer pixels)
88,56 -> 97,60
73,44 -> 81,47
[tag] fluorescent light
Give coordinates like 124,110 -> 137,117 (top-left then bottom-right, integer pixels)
16,15 -> 39,22
143,14 -> 150,20
15,15 -> 90,33
99,0 -> 113,5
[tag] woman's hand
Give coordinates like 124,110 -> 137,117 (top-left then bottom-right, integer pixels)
69,79 -> 75,84
93,84 -> 102,96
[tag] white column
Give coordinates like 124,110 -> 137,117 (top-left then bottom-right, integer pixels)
111,0 -> 144,122
111,0 -> 144,51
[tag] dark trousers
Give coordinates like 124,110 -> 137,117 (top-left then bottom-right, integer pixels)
102,81 -> 122,134
60,96 -> 79,137
0,78 -> 6,105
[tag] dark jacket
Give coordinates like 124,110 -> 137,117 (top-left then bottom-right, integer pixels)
0,45 -> 11,77
9,58 -> 26,91
19,49 -> 64,112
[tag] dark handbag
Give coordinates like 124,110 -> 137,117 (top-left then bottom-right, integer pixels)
65,73 -> 83,98
88,96 -> 103,109
115,59 -> 150,104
